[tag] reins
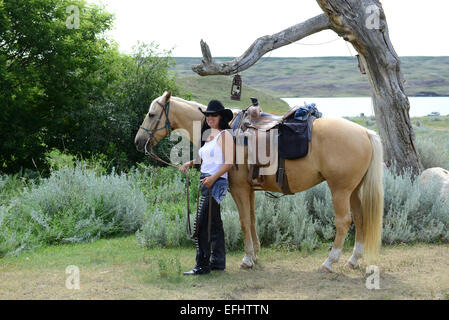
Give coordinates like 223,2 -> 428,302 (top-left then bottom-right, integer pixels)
143,140 -> 198,240
140,99 -> 208,241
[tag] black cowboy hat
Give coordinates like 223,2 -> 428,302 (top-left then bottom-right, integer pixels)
199,100 -> 233,122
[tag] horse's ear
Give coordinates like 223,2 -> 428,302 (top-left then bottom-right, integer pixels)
163,90 -> 172,103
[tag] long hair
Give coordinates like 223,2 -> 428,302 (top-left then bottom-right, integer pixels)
362,129 -> 384,262
200,116 -> 231,147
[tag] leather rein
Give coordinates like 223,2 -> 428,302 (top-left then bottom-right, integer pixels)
140,100 -> 201,240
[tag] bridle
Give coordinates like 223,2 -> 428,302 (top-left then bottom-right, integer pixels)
139,98 -> 199,239
140,100 -> 172,159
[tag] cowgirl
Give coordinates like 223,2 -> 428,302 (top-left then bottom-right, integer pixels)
179,100 -> 234,275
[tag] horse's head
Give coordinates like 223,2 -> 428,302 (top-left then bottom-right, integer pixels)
134,91 -> 173,152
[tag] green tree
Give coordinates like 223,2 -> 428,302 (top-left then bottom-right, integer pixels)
74,42 -> 182,171
0,0 -> 113,173
1,1 -> 183,174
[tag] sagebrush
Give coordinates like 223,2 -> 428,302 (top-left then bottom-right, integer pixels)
1,161 -> 448,257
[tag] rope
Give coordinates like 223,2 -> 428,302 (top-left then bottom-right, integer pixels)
232,36 -> 341,82
343,41 -> 375,117
247,36 -> 342,72
264,191 -> 288,199
144,139 -> 198,239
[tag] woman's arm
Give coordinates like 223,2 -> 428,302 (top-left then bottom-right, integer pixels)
179,156 -> 202,173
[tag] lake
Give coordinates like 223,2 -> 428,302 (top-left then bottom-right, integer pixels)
282,97 -> 449,118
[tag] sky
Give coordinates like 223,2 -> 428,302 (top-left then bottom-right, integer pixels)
92,0 -> 449,57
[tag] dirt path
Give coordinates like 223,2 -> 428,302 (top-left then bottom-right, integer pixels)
0,239 -> 448,300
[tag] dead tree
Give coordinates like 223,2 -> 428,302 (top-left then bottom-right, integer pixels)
192,0 -> 423,174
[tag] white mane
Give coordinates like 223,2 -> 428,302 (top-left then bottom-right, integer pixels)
171,96 -> 242,117
171,96 -> 206,110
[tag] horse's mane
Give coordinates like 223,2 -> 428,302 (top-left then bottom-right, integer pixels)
171,96 -> 206,110
171,96 -> 241,118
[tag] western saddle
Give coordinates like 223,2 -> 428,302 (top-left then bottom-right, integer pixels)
233,98 -> 301,194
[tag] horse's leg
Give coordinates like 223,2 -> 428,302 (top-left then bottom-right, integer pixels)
346,184 -> 364,269
320,190 -> 352,273
230,186 -> 256,268
249,189 -> 260,261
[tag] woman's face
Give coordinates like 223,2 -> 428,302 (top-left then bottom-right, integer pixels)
206,113 -> 221,129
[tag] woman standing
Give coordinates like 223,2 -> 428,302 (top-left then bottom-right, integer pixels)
179,100 -> 234,275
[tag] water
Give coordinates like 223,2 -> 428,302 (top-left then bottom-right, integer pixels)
282,97 -> 449,118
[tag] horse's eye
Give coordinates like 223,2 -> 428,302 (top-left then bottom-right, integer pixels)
148,113 -> 155,118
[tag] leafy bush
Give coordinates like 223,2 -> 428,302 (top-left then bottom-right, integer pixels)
0,175 -> 8,192
253,192 -> 319,251
136,207 -> 168,248
303,182 -> 336,241
135,165 -> 201,248
45,149 -> 76,171
0,174 -> 28,206
134,164 -> 449,253
416,134 -> 449,169
220,195 -> 243,251
382,166 -> 449,244
0,164 -> 147,256
2,158 -> 448,257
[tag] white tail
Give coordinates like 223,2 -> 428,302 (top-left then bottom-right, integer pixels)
362,130 -> 384,262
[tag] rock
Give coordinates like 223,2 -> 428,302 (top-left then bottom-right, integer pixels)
419,167 -> 449,200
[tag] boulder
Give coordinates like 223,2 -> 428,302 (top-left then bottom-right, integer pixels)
419,167 -> 449,200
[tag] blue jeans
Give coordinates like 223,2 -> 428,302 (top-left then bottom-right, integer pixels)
200,173 -> 229,204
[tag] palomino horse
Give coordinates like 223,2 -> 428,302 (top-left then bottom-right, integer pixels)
134,91 -> 384,273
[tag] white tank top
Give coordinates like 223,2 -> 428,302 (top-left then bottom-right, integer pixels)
198,130 -> 228,179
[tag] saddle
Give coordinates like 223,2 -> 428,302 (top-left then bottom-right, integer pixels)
242,105 -> 299,131
232,98 -> 316,194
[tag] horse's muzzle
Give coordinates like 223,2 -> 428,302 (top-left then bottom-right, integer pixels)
134,134 -> 147,152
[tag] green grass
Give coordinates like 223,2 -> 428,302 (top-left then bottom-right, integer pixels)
411,116 -> 449,132
346,115 -> 449,134
177,74 -> 290,115
347,115 -> 449,169
1,235 -> 448,300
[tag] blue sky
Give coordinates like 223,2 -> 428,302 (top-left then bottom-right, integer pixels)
93,0 -> 449,57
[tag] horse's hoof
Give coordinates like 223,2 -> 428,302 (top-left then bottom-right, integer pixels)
240,262 -> 253,269
318,265 -> 332,273
345,261 -> 358,270
242,254 -> 254,268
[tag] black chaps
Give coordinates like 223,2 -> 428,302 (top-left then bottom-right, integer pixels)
194,191 -> 226,270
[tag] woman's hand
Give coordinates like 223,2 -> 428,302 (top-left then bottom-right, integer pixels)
179,161 -> 191,174
201,175 -> 217,189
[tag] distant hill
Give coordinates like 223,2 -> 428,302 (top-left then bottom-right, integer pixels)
172,57 -> 449,98
175,75 -> 290,115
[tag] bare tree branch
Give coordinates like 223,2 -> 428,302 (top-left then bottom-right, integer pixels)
191,13 -> 332,76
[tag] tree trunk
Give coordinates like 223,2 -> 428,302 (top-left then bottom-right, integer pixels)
191,0 -> 424,174
316,0 -> 423,174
